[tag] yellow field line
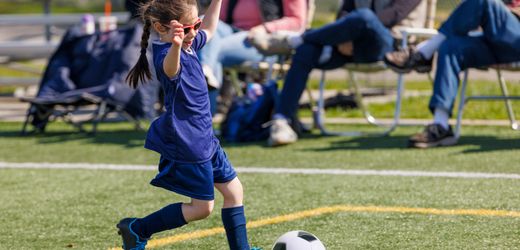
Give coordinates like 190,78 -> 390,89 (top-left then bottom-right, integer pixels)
110,205 -> 520,249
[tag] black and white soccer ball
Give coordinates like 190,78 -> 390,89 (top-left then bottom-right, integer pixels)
272,230 -> 326,250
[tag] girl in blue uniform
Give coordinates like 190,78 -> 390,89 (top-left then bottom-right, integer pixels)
117,0 -> 251,249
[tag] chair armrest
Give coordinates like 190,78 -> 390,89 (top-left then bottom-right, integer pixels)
81,93 -> 103,103
399,27 -> 438,37
399,27 -> 438,49
491,62 -> 520,71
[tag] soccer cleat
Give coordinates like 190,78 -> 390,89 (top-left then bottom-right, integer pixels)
268,119 -> 298,147
384,48 -> 433,74
408,124 -> 457,148
116,218 -> 148,250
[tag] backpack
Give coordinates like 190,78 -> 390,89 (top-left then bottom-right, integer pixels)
221,80 -> 278,142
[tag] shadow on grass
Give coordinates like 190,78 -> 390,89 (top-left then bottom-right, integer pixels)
220,134 -> 324,148
300,134 -> 520,154
2,123 -> 518,153
0,125 -> 146,148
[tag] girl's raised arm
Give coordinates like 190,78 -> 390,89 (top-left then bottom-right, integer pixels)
200,0 -> 222,40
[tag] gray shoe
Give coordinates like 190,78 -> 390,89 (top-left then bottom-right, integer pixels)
384,48 -> 433,74
408,124 -> 457,148
268,119 -> 298,146
250,33 -> 294,56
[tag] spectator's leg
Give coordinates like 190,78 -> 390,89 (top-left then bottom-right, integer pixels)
429,36 -> 496,117
269,44 -> 351,146
420,0 -> 520,63
218,31 -> 265,67
302,8 -> 393,53
275,43 -> 351,119
440,0 -> 518,38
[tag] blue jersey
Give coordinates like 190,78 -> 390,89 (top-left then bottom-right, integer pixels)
145,31 -> 219,163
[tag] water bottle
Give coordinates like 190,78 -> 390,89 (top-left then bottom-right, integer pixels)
246,83 -> 263,101
81,14 -> 95,35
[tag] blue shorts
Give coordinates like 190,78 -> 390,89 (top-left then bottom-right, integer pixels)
149,145 -> 237,200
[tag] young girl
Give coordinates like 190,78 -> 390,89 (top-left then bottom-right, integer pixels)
117,0 -> 251,249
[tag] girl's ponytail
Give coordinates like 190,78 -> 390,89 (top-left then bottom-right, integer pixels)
126,7 -> 153,88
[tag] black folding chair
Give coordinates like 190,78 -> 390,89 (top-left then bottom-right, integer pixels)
20,24 -> 159,134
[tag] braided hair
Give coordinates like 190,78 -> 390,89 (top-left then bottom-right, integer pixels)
126,0 -> 198,88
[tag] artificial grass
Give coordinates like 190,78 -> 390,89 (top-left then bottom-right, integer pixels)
1,121 -> 519,173
0,119 -> 519,249
0,168 -> 518,249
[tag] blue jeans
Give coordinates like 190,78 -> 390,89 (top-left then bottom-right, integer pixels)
198,21 -> 267,114
429,0 -> 520,116
276,9 -> 394,118
199,21 -> 266,84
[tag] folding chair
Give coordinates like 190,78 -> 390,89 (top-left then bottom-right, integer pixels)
454,62 -> 520,139
20,24 -> 158,135
388,0 -> 520,141
313,0 -> 436,136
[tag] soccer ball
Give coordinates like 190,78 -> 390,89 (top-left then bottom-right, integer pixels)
272,230 -> 326,250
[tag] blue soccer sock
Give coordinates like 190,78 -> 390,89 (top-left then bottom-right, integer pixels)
221,206 -> 250,250
132,203 -> 187,239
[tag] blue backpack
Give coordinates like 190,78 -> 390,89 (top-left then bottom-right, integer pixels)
221,80 -> 278,142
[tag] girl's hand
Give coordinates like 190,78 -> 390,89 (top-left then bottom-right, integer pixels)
169,20 -> 185,47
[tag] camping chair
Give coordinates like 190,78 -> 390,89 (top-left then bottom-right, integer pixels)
313,0 -> 436,136
396,0 -> 520,140
394,30 -> 520,141
20,24 -> 158,135
454,61 -> 520,139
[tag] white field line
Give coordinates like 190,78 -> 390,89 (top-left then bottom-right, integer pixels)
1,161 -> 520,180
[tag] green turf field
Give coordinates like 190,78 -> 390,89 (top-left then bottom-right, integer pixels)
1,121 -> 519,249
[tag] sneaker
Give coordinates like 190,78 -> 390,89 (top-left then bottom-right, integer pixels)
250,33 -> 294,56
408,124 -> 457,148
268,119 -> 298,146
117,218 -> 148,250
384,48 -> 433,74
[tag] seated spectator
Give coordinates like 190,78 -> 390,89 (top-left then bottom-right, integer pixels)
385,0 -> 520,148
266,0 -> 427,146
198,0 -> 307,114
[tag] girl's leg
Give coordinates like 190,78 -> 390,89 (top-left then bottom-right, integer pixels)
215,176 -> 244,208
215,177 -> 250,250
131,199 -> 214,239
182,199 -> 215,221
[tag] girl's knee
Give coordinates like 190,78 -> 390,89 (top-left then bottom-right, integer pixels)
216,179 -> 244,207
222,191 -> 243,205
191,200 -> 214,219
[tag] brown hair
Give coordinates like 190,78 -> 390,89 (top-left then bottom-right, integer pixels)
126,0 -> 198,88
